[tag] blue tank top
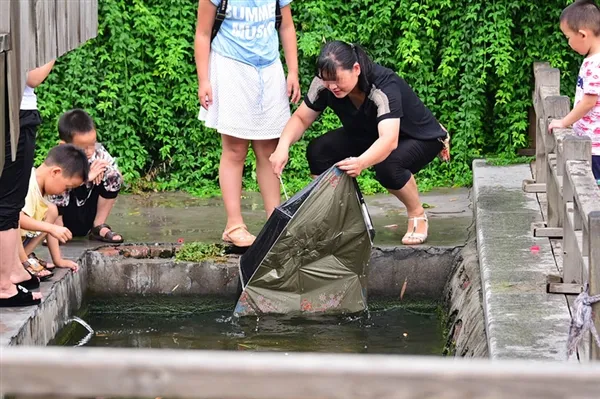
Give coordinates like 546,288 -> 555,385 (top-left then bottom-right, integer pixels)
209,0 -> 293,68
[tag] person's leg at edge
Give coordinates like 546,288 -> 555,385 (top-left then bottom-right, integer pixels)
592,155 -> 600,185
0,229 -> 42,300
252,138 -> 281,217
93,180 -> 123,241
374,137 -> 442,245
1,110 -> 43,298
220,134 -> 254,245
386,175 -> 427,244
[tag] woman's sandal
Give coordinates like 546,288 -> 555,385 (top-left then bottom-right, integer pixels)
89,223 -> 124,244
0,285 -> 41,308
28,252 -> 54,270
23,259 -> 54,281
222,224 -> 256,248
402,214 -> 429,245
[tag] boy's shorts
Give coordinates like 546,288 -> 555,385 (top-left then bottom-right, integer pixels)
22,236 -> 33,247
593,155 -> 600,184
0,111 -> 41,231
59,183 -> 119,237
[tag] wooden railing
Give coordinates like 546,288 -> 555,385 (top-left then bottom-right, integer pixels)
0,0 -> 98,175
524,62 -> 600,360
2,346 -> 600,398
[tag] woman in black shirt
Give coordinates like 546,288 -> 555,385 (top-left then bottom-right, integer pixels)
270,40 -> 449,245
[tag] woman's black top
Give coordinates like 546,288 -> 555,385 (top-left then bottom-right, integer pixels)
304,63 -> 446,142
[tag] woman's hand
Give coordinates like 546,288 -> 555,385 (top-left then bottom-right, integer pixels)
198,79 -> 213,110
270,147 -> 290,177
336,156 -> 366,178
287,72 -> 301,104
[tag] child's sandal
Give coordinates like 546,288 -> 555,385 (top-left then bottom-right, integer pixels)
89,223 -> 124,243
22,259 -> 54,281
28,252 -> 55,270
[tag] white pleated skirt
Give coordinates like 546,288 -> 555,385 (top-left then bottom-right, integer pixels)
198,51 -> 291,140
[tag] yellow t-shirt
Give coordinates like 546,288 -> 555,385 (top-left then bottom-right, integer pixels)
20,168 -> 50,238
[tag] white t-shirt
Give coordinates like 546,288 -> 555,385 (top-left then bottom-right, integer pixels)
20,85 -> 37,110
573,53 -> 600,155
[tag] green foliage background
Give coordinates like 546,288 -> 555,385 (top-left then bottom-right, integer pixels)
35,0 -> 580,195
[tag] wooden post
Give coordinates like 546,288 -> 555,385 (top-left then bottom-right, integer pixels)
527,63 -> 560,190
558,135 -> 592,230
35,0 -> 58,67
562,160 -> 597,294
589,211 -> 600,360
542,96 -> 570,233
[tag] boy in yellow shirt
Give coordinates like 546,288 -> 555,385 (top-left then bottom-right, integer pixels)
19,145 -> 89,278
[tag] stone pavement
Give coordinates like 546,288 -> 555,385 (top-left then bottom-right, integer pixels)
472,160 -> 571,361
43,188 -> 473,262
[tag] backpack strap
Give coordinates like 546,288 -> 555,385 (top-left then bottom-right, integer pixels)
211,0 -> 228,42
275,0 -> 282,31
211,0 -> 282,43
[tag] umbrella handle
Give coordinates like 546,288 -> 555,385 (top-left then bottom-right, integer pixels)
279,175 -> 289,201
352,179 -> 376,241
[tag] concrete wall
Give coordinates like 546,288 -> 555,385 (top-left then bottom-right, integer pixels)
85,244 -> 459,300
442,225 -> 488,357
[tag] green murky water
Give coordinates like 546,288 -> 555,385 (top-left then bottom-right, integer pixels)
52,296 -> 445,355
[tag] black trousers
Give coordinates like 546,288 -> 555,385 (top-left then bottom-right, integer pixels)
58,183 -> 119,237
0,111 -> 42,231
306,128 -> 443,190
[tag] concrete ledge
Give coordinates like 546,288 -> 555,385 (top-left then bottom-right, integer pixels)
1,244 -> 459,346
0,266 -> 87,347
473,160 -> 571,360
86,244 -> 459,300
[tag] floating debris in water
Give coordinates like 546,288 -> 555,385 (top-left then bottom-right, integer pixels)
400,277 -> 408,300
530,245 -> 540,253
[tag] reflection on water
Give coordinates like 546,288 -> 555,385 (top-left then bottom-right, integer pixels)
54,297 -> 444,356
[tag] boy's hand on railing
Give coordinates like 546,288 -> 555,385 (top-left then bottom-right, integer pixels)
548,118 -> 566,133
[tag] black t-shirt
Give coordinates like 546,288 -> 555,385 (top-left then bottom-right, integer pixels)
304,64 -> 446,142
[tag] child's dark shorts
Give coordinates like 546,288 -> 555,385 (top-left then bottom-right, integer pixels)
0,111 -> 42,231
592,155 -> 600,183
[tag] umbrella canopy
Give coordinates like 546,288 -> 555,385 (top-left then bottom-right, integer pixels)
234,166 -> 375,316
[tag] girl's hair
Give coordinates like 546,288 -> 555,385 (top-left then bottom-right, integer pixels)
316,41 -> 375,93
560,0 -> 600,36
